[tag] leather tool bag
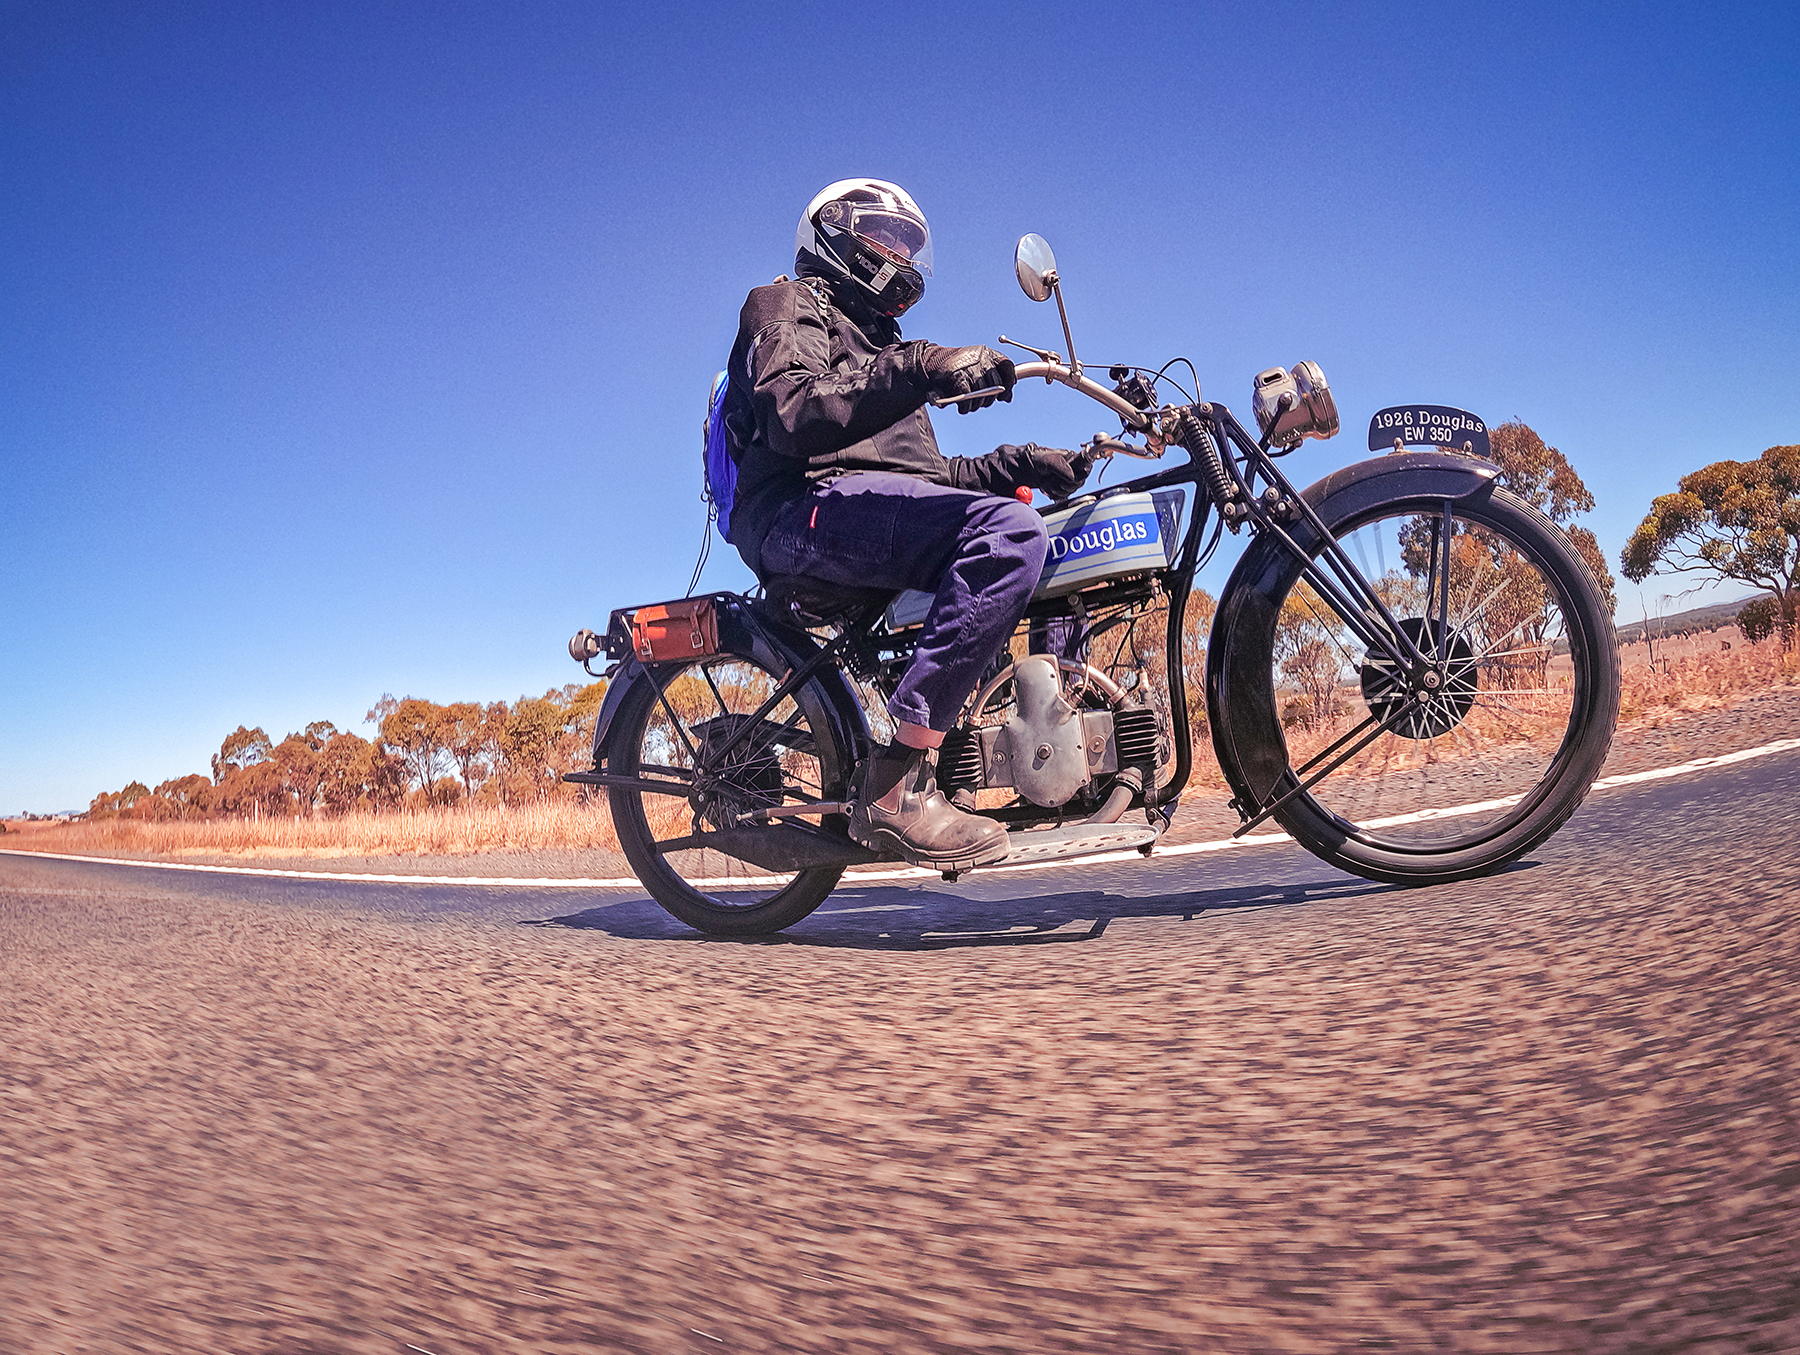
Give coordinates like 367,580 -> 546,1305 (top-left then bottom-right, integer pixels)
627,598 -> 720,663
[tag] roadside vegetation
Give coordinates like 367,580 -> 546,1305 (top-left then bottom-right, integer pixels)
18,798 -> 622,861
1622,443 -> 1800,651
79,685 -> 609,824
8,685 -> 617,860
1613,621 -> 1798,723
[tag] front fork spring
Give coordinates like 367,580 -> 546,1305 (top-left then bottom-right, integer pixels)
1173,407 -> 1237,519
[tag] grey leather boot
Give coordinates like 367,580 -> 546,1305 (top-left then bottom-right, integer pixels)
849,744 -> 1010,871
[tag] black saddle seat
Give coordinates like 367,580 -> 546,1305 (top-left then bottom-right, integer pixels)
761,574 -> 897,626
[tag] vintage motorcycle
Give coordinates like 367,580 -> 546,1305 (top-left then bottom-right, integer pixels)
566,234 -> 1621,936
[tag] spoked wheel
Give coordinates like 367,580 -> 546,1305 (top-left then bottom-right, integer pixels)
607,647 -> 854,936
1220,486 -> 1619,883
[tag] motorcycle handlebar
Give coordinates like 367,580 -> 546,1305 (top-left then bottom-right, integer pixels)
1009,360 -> 1156,432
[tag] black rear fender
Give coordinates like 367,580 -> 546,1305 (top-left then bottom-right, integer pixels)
591,598 -> 872,770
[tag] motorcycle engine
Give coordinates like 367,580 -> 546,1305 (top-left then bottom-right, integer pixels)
1252,361 -> 1340,449
991,655 -> 1093,807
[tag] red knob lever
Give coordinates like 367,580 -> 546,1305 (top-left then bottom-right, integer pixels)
1013,485 -> 1033,504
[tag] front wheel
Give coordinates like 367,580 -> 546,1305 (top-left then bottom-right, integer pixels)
607,645 -> 855,935
1215,485 -> 1620,884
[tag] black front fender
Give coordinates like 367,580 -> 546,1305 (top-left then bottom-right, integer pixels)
1287,451 -> 1502,552
1206,451 -> 1503,813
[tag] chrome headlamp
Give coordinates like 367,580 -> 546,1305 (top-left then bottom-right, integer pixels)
1252,361 -> 1340,449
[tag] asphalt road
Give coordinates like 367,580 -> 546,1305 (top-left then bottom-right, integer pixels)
3,749 -> 1798,1353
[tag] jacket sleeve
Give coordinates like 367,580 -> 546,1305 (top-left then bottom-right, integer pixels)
743,285 -> 933,462
941,444 -> 1047,494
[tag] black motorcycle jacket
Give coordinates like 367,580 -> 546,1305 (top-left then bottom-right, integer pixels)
723,272 -> 1044,574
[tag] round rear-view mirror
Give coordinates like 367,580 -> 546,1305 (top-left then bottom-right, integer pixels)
1014,233 -> 1058,302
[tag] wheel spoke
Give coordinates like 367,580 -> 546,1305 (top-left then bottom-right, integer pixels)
1452,576 -> 1513,636
1293,711 -> 1382,779
1471,610 -> 1546,660
1468,645 -> 1557,663
652,677 -> 704,764
1298,587 -> 1363,672
1235,697 -> 1427,837
1435,499 -> 1454,655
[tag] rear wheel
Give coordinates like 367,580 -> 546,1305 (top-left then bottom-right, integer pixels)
607,648 -> 854,935
1224,486 -> 1619,883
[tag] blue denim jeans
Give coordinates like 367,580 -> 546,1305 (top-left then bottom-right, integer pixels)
758,471 -> 1050,732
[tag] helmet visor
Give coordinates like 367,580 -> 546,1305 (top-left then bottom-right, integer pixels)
845,206 -> 933,276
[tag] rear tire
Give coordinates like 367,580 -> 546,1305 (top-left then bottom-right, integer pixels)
607,645 -> 853,936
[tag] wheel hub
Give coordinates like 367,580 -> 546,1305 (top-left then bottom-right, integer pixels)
1360,617 -> 1479,739
691,716 -> 786,829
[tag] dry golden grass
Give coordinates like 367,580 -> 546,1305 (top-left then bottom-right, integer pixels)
1268,631 -> 1797,783
1616,628 -> 1800,722
8,633 -> 1794,864
9,800 -> 624,861
0,818 -> 68,839
1283,686 -> 1575,776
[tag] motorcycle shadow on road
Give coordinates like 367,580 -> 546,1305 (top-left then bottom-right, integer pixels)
525,874 -> 1398,952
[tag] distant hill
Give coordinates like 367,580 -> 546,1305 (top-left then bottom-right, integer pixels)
1613,596 -> 1757,644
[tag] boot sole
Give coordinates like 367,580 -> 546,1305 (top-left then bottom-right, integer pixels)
854,825 -> 1011,872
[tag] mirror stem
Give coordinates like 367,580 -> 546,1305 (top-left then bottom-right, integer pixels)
1049,275 -> 1080,382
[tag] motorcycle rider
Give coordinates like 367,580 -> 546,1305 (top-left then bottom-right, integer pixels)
723,179 -> 1095,871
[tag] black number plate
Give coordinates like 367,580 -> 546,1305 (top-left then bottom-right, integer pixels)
1367,405 -> 1491,457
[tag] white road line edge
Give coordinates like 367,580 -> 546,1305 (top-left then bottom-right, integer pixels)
5,736 -> 1797,890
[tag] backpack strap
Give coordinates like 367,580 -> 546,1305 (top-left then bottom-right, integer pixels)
795,273 -> 834,326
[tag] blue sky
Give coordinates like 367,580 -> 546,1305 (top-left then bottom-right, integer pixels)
4,0 -> 1797,813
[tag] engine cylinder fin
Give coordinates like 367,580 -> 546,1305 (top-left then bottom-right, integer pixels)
937,726 -> 984,793
1112,704 -> 1160,768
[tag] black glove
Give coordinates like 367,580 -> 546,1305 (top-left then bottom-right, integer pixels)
1019,444 -> 1100,500
947,443 -> 1099,501
919,344 -> 1016,413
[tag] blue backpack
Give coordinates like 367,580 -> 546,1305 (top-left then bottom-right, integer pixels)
702,370 -> 737,543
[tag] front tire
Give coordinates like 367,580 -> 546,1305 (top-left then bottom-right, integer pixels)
1215,485 -> 1620,884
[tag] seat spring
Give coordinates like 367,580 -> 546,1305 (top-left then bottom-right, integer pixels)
843,629 -> 884,683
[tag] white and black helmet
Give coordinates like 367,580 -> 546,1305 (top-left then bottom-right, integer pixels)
795,178 -> 933,317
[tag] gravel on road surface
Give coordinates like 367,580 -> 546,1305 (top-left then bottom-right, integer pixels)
2,750 -> 1798,1352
